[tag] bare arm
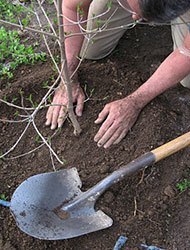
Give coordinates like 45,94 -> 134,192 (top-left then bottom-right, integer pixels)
46,0 -> 91,129
131,33 -> 190,107
63,0 -> 91,75
94,33 -> 190,148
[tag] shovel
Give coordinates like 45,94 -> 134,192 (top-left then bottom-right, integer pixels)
10,131 -> 190,240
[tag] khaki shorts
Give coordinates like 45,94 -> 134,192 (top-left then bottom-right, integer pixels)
81,1 -> 190,88
80,0 -> 133,59
171,11 -> 190,88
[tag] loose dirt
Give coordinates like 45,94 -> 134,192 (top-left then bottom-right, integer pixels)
1,24 -> 190,250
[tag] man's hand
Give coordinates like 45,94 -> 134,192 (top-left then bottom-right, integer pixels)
45,83 -> 85,129
94,96 -> 141,148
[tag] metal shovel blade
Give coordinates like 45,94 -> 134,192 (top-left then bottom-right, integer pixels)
10,168 -> 113,240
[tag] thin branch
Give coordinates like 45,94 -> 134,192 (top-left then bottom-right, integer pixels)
6,142 -> 44,160
0,122 -> 31,159
32,119 -> 64,164
0,19 -> 58,39
57,0 -> 81,135
0,99 -> 35,111
0,118 -> 29,123
36,0 -> 57,36
49,140 -> 57,171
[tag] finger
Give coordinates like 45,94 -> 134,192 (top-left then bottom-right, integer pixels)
113,130 -> 127,145
94,115 -> 113,143
75,94 -> 85,117
96,124 -> 119,147
58,106 -> 68,128
94,105 -> 109,124
45,106 -> 53,126
50,105 -> 62,130
102,127 -> 123,148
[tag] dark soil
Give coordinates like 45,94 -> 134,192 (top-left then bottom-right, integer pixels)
1,24 -> 190,250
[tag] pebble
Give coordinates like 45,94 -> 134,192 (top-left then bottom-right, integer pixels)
138,213 -> 144,220
123,215 -> 127,220
80,172 -> 87,178
163,185 -> 175,198
99,165 -> 110,174
162,196 -> 168,202
152,239 -> 161,246
161,204 -> 168,211
147,210 -> 154,216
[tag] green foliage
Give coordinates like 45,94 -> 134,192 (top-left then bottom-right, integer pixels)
42,81 -> 49,89
0,0 -> 46,79
176,179 -> 190,192
11,96 -> 18,103
0,27 -> 46,79
0,0 -> 29,24
76,2 -> 84,16
95,19 -> 105,29
2,95 -> 7,101
26,94 -> 38,108
48,0 -> 54,5
106,0 -> 112,9
14,110 -> 20,117
35,135 -> 41,144
0,193 -> 7,201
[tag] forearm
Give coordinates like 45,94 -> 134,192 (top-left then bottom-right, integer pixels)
130,49 -> 190,108
62,1 -> 91,76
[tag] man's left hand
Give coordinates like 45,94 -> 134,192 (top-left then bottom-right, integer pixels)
94,96 -> 141,148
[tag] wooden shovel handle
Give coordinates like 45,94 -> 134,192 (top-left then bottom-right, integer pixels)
151,131 -> 190,162
60,131 -> 190,209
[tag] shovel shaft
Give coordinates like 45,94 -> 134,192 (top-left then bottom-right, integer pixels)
61,131 -> 190,212
95,131 -> 190,194
151,131 -> 190,162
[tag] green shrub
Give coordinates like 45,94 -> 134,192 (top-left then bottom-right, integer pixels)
0,27 -> 46,79
0,0 -> 46,79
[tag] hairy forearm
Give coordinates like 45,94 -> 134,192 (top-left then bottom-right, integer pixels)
62,1 -> 90,76
130,49 -> 190,108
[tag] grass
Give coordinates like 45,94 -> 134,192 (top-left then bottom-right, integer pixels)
176,179 -> 190,192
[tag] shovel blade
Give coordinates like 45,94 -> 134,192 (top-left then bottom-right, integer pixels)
10,168 -> 113,240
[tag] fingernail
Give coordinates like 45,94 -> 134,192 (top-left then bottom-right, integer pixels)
51,124 -> 56,130
97,143 -> 102,147
45,121 -> 50,126
78,112 -> 82,117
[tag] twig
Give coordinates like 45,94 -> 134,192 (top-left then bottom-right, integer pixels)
0,99 -> 35,110
133,197 -> 145,217
0,19 -> 58,39
32,119 -> 64,164
6,143 -> 44,160
36,0 -> 57,36
136,169 -> 146,187
0,122 -> 31,159
49,140 -> 56,171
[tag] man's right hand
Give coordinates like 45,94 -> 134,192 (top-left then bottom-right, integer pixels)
45,82 -> 85,130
